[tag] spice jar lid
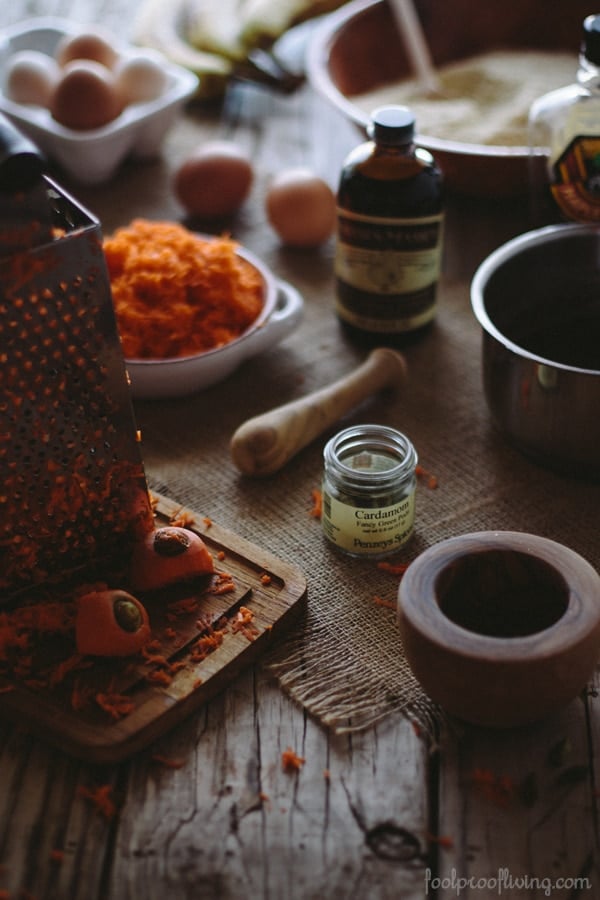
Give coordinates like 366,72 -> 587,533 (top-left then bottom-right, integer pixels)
323,424 -> 417,491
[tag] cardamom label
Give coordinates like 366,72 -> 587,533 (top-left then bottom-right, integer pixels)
321,489 -> 415,556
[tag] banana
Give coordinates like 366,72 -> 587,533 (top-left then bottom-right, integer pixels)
239,0 -> 347,47
184,0 -> 249,61
132,0 -> 233,98
133,0 -> 348,98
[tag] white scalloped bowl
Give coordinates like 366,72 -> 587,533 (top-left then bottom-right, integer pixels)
124,244 -> 304,399
0,17 -> 198,184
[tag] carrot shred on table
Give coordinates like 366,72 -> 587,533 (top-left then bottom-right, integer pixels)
415,464 -> 438,490
77,784 -> 116,820
309,488 -> 322,519
376,561 -> 410,576
103,220 -> 263,360
372,595 -> 396,610
260,573 -> 272,585
282,746 -> 305,773
471,768 -> 515,808
152,754 -> 186,769
424,831 -> 454,849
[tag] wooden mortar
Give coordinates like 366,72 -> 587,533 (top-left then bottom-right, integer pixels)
398,531 -> 600,727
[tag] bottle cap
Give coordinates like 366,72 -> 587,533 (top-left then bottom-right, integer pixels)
582,14 -> 600,66
367,106 -> 415,144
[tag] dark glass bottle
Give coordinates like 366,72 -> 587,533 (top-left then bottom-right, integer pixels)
335,105 -> 444,345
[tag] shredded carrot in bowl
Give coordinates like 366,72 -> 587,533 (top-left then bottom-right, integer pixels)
103,219 -> 264,360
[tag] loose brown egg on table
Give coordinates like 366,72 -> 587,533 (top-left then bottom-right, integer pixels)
4,49 -> 61,106
265,168 -> 336,247
54,27 -> 120,70
173,140 -> 254,219
50,59 -> 123,130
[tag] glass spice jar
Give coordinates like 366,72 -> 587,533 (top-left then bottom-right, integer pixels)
321,424 -> 417,559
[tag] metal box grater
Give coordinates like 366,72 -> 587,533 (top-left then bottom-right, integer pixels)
0,176 -> 154,603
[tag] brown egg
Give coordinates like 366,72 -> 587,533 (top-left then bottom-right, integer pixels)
54,27 -> 120,70
265,168 -> 336,247
4,49 -> 61,107
50,60 -> 123,130
174,140 -> 254,219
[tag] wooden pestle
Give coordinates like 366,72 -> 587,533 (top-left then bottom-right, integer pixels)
230,347 -> 407,476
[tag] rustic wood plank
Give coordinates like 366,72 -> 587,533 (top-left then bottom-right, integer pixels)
103,666 -> 431,900
435,693 -> 600,898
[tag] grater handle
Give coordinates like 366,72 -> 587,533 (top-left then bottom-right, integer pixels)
0,113 -> 45,191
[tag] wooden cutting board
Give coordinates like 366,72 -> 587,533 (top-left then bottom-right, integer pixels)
0,493 -> 307,762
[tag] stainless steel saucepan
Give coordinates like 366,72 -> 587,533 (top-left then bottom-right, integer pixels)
471,223 -> 600,479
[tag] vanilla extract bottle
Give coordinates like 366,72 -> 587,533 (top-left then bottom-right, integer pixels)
335,105 -> 444,344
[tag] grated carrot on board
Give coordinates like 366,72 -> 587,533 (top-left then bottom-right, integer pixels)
103,220 -> 264,360
95,691 -> 135,720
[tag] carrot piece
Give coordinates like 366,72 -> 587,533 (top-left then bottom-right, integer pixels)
130,526 -> 214,592
75,590 -> 150,657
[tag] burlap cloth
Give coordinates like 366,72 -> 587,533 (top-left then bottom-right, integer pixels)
134,269 -> 600,736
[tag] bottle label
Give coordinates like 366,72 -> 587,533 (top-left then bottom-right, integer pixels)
550,135 -> 600,222
321,488 -> 415,556
335,209 -> 443,332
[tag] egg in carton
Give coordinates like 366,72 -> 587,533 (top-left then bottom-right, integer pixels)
0,17 -> 198,184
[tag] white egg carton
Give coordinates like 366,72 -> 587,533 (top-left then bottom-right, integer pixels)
0,17 -> 198,184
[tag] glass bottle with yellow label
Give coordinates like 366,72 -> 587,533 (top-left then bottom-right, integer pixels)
528,14 -> 600,225
335,105 -> 444,344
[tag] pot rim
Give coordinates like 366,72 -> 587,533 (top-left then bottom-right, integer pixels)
470,223 -> 600,376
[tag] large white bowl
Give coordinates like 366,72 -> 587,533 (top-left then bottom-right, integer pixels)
0,17 -> 198,184
124,244 -> 304,399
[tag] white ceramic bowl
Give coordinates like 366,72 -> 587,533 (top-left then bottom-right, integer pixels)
124,245 -> 304,399
0,17 -> 198,184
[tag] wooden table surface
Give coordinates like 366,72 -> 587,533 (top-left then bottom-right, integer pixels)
1,2 -> 600,899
